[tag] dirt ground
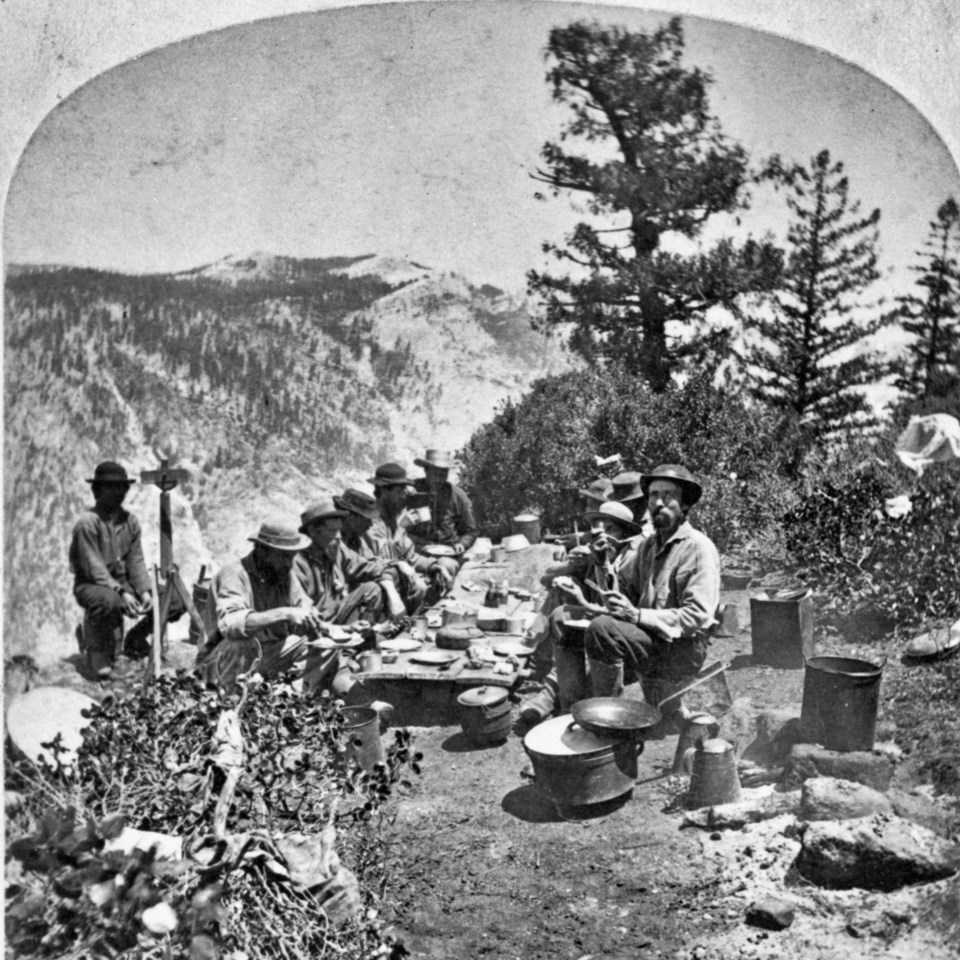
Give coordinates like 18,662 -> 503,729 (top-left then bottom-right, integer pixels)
13,583 -> 960,960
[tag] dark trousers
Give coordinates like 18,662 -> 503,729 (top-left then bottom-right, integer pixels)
585,615 -> 708,682
74,582 -> 185,656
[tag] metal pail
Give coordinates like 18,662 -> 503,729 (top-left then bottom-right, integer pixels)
341,706 -> 384,771
511,513 -> 541,545
800,656 -> 883,752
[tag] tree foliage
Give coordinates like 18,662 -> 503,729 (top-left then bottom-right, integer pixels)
892,196 -> 960,401
745,149 -> 891,454
527,17 -> 781,390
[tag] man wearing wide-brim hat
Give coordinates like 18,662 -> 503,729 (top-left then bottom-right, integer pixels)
69,461 -> 154,679
293,498 -> 394,627
408,449 -> 479,580
580,464 -> 720,728
365,463 -> 455,611
199,519 -> 328,693
521,500 -> 648,725
608,470 -> 652,532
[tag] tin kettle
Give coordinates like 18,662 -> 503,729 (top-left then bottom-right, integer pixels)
683,738 -> 741,809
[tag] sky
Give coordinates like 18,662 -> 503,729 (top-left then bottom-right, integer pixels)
3,1 -> 959,298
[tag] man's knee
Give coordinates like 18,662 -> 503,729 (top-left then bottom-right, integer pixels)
76,586 -> 124,622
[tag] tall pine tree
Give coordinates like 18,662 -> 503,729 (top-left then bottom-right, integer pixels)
527,18 -> 781,391
893,197 -> 960,400
745,149 -> 891,455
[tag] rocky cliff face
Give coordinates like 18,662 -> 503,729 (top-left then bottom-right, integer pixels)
3,254 -> 573,663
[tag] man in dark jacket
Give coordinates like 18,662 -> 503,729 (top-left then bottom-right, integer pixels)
408,449 -> 479,580
69,461 -> 153,678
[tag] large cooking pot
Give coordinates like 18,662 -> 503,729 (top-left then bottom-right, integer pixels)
523,714 -> 642,806
457,686 -> 512,745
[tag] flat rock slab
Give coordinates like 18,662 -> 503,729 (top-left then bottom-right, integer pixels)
796,813 -> 960,890
800,776 -> 893,821
780,742 -> 895,791
6,686 -> 96,769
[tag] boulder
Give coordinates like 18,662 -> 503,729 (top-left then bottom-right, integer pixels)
888,788 -> 954,838
795,813 -> 960,890
800,777 -> 893,821
780,743 -> 895,792
745,897 -> 796,930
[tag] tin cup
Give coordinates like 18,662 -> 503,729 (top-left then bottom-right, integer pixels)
490,546 -> 506,563
358,651 -> 382,673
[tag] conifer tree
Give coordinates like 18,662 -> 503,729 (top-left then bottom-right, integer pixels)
527,17 -> 781,391
893,197 -> 960,400
745,149 -> 891,453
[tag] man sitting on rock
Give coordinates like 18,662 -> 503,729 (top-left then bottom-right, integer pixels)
407,449 -> 479,581
200,520 -> 335,693
579,464 -> 720,730
69,461 -> 154,679
366,462 -> 455,611
294,499 -> 396,624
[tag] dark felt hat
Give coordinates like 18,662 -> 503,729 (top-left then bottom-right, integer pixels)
334,488 -> 379,521
86,461 -> 136,485
609,471 -> 645,503
249,521 -> 309,552
368,462 -> 414,488
640,464 -> 703,506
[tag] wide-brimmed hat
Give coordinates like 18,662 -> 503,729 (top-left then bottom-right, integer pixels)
578,477 -> 613,503
86,461 -> 136,485
298,499 -> 348,533
334,488 -> 379,521
249,521 -> 309,551
414,449 -> 455,471
609,471 -> 645,503
368,462 -> 414,488
640,464 -> 703,506
583,500 -> 643,535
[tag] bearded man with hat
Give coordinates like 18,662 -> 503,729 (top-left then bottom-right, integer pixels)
408,449 -> 479,580
69,461 -> 156,678
581,464 -> 720,729
521,499 -> 647,724
365,463 -> 456,611
199,520 -> 329,693
293,499 -> 394,625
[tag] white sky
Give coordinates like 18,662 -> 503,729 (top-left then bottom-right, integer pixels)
2,0 -> 959,295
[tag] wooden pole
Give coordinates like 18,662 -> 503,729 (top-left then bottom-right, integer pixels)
151,565 -> 163,680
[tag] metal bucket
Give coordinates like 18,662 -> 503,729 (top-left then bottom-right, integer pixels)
341,706 -> 384,771
457,687 -> 512,745
511,513 -> 541,545
187,579 -> 210,645
800,655 -> 883,752
750,589 -> 815,668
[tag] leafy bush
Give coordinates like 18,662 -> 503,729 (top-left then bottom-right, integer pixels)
783,446 -> 960,633
458,365 -> 798,558
5,673 -> 419,959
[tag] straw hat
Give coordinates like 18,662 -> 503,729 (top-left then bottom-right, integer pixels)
582,500 -> 643,535
609,471 -> 645,503
414,449 -> 455,470
298,499 -> 348,533
578,477 -> 613,503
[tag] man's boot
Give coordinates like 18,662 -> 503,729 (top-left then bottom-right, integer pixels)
589,658 -> 624,699
520,670 -> 559,724
555,646 -> 589,713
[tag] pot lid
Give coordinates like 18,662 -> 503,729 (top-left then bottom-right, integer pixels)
458,686 -> 508,707
523,713 -> 618,756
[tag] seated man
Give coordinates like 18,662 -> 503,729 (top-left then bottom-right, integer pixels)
70,461 -> 154,679
608,470 -> 653,536
366,462 -> 455,611
200,520 -> 333,693
580,464 -> 720,729
521,500 -> 645,723
407,449 -> 479,580
294,499 -> 394,625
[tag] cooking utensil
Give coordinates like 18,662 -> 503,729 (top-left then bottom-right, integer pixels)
409,650 -> 460,667
491,638 -> 534,658
571,698 -> 661,740
309,634 -> 366,651
657,660 -> 730,709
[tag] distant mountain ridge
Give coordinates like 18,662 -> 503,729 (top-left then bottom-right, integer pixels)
3,253 -> 573,663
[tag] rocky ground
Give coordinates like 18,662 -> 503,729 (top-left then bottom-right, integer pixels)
10,583 -> 960,960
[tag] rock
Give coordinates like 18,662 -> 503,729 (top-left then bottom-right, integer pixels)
795,813 -> 960,890
888,788 -> 954,838
715,697 -> 755,758
681,790 -> 800,830
780,743 -> 895,792
745,897 -> 796,930
742,709 -> 803,766
800,777 -> 893,821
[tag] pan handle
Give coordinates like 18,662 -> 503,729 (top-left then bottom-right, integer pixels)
657,661 -> 729,708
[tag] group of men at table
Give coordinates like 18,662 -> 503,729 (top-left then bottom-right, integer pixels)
70,450 -> 720,731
